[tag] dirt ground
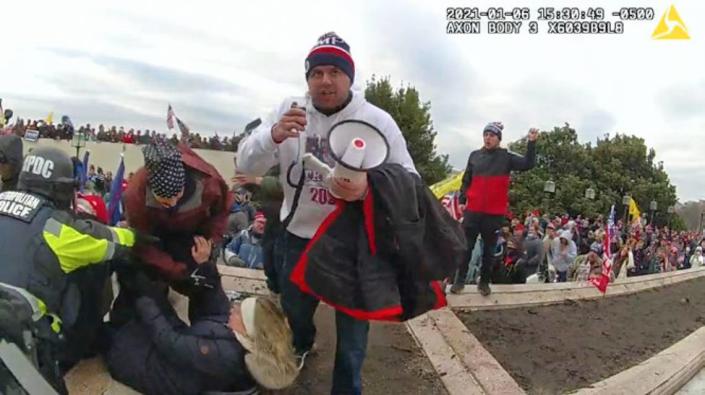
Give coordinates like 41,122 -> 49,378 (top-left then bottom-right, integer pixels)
458,277 -> 705,394
269,304 -> 446,395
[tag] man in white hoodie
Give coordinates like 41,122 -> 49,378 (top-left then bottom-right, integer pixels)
237,32 -> 417,395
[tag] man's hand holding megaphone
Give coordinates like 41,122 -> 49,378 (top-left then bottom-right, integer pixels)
329,174 -> 368,202
302,120 -> 390,202
271,106 -> 307,143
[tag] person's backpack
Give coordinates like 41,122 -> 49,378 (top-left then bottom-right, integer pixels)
0,282 -> 65,394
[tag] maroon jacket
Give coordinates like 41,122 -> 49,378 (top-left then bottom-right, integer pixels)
125,144 -> 233,280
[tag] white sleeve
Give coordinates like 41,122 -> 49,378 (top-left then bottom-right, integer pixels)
383,115 -> 418,175
236,101 -> 286,176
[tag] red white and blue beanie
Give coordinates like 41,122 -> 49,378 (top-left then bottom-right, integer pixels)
483,122 -> 504,141
305,32 -> 355,83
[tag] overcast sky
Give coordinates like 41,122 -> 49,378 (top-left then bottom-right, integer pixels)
1,0 -> 703,201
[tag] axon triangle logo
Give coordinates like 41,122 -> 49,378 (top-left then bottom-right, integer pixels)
652,5 -> 690,40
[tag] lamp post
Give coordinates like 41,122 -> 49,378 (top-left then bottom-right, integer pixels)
649,200 -> 658,225
622,194 -> 630,227
544,180 -> 556,215
667,205 -> 675,230
71,129 -> 86,158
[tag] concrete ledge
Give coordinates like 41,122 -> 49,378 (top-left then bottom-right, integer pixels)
406,308 -> 525,395
218,265 -> 269,295
574,326 -> 705,395
450,268 -> 705,311
219,266 -> 525,394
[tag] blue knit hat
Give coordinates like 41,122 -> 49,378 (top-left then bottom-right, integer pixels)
483,122 -> 504,141
305,32 -> 355,83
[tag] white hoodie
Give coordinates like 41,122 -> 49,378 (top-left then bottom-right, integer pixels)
237,91 -> 417,239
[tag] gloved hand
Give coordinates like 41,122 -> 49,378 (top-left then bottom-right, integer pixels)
187,266 -> 216,289
130,228 -> 161,246
120,270 -> 166,302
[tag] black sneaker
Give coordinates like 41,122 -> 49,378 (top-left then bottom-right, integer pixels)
477,282 -> 491,297
450,282 -> 465,294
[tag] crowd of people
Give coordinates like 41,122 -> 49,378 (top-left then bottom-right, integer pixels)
454,210 -> 704,286
6,117 -> 240,151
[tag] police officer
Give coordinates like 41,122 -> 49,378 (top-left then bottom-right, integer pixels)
0,146 -> 139,393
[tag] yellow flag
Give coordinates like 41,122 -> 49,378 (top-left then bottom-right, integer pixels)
430,172 -> 464,199
628,198 -> 641,221
45,112 -> 54,125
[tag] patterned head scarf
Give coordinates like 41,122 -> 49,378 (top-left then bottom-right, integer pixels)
142,141 -> 185,199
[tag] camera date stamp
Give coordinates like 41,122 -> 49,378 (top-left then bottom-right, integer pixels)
445,7 -> 658,35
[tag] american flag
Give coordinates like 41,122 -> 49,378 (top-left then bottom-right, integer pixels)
591,205 -> 615,293
166,104 -> 176,130
440,192 -> 462,221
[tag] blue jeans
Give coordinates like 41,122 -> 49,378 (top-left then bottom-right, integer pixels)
274,231 -> 369,395
457,212 -> 504,285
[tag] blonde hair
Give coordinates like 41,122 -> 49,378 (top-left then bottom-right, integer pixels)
244,297 -> 299,389
252,298 -> 295,364
594,229 -> 605,241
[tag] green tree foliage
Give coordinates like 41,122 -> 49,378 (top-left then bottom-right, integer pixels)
365,76 -> 451,185
508,124 -> 679,226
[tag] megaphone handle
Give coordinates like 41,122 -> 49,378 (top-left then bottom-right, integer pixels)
290,101 -> 305,134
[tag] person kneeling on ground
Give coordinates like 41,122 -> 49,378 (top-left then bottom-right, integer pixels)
225,211 -> 266,269
106,264 -> 299,395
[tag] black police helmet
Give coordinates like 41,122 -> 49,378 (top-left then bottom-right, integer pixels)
17,146 -> 77,208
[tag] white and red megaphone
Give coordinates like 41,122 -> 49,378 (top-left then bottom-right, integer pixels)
302,120 -> 389,198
